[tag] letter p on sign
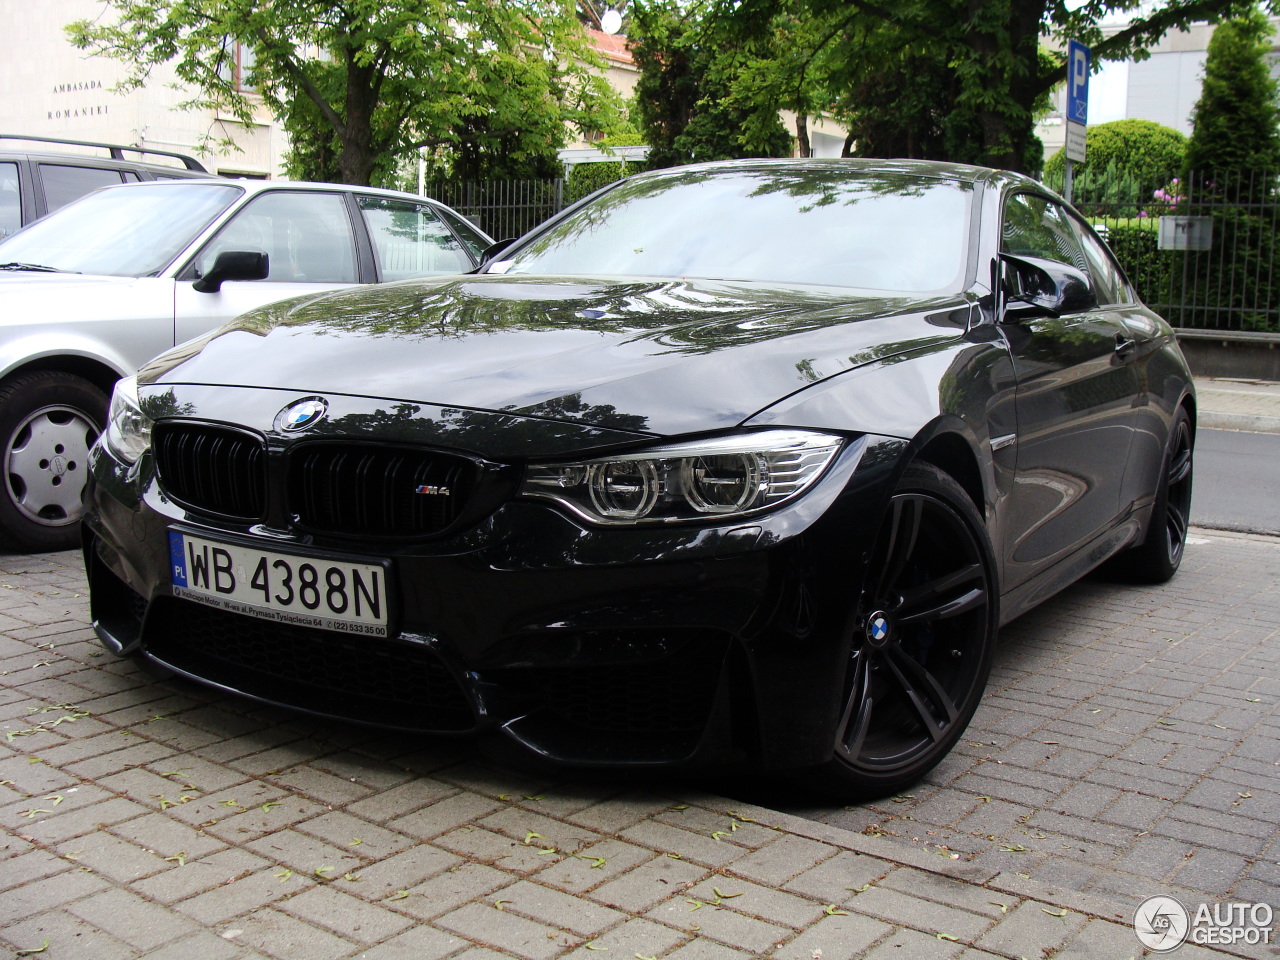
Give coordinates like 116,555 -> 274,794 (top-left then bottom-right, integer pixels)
1067,40 -> 1090,125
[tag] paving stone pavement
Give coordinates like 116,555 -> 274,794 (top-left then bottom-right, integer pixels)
1,537 -> 1276,960
776,528 -> 1280,951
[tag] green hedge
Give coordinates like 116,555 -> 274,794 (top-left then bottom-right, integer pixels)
1101,215 -> 1280,331
567,161 -> 628,202
1103,219 -> 1179,306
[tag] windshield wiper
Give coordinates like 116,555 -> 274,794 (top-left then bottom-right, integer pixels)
0,262 -> 65,273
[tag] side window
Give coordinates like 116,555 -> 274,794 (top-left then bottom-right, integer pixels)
1000,193 -> 1091,276
436,206 -> 489,261
0,162 -> 20,239
357,196 -> 474,280
38,164 -> 125,213
196,191 -> 357,283
1068,217 -> 1127,305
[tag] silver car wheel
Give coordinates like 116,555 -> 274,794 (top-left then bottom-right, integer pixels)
5,404 -> 97,526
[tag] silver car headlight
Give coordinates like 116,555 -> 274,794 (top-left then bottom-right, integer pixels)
103,376 -> 153,465
520,430 -> 845,525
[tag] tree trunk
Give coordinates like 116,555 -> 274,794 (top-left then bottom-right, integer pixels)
796,114 -> 811,158
961,0 -> 1047,173
337,58 -> 379,185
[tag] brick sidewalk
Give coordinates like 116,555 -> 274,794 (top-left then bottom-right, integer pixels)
781,528 -> 1280,927
1196,378 -> 1280,433
1,542 -> 1274,960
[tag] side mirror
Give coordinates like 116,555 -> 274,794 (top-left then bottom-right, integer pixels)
479,238 -> 517,267
999,253 -> 1096,318
193,250 -> 269,293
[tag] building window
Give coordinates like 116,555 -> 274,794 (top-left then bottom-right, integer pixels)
218,40 -> 257,92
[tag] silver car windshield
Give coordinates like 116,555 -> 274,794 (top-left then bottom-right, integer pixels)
498,168 -> 973,294
0,182 -> 242,277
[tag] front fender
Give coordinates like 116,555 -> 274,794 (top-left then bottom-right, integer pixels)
744,331 -> 1018,541
0,276 -> 177,382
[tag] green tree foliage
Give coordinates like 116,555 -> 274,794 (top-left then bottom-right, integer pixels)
1185,6 -> 1280,197
1043,120 -> 1187,192
1181,8 -> 1280,331
713,0 -> 1257,174
67,0 -> 626,186
629,0 -> 794,168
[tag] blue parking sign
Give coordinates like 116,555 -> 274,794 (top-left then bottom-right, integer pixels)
1068,40 -> 1090,125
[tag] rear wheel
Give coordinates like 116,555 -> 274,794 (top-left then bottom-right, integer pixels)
802,462 -> 997,800
0,371 -> 108,553
1103,406 -> 1193,585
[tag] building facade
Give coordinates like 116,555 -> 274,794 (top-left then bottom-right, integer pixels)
1,1 -> 285,176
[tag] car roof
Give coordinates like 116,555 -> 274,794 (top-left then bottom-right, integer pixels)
91,177 -> 461,206
631,157 -> 1039,191
0,147 -> 209,176
0,134 -> 209,175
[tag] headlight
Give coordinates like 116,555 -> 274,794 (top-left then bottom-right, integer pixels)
520,430 -> 845,525
103,375 -> 153,465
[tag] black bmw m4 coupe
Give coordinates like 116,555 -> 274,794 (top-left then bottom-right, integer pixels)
82,159 -> 1195,797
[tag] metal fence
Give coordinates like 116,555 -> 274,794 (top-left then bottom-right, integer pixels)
422,179 -> 569,241
424,169 -> 1280,335
1064,168 -> 1280,334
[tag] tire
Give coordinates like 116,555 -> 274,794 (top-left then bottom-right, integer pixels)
800,462 -> 998,800
1103,406 -> 1193,585
0,371 -> 109,553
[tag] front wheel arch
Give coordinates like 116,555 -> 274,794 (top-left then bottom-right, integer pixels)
3,355 -> 122,402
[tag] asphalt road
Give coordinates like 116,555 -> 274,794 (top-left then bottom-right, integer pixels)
1192,427 -> 1280,535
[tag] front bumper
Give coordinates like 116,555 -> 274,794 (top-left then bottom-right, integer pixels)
82,429 -> 908,773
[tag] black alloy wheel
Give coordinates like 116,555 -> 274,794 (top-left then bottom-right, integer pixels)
1104,405 -> 1194,585
809,462 -> 997,799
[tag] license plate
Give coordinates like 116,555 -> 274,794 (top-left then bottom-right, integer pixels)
168,532 -> 389,637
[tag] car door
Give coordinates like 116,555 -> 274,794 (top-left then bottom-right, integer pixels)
997,192 -> 1142,590
355,194 -> 484,280
1066,215 -> 1171,518
173,190 -> 361,345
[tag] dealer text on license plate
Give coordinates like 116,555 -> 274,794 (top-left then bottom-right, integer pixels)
168,532 -> 388,637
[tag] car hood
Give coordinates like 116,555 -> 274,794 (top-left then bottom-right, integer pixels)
0,272 -> 161,324
144,275 -> 971,436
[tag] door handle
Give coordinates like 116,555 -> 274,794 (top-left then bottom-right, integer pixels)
1114,334 -> 1137,362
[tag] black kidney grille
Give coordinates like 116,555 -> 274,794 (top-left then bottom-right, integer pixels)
288,445 -> 475,537
153,423 -> 267,521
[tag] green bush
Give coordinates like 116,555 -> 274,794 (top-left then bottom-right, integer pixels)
565,132 -> 648,202
1182,7 -> 1280,331
567,161 -> 627,201
1098,215 -> 1280,332
1044,119 -> 1186,194
1102,218 -> 1178,306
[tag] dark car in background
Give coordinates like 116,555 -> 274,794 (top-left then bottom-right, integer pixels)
82,159 -> 1195,797
0,177 -> 491,551
0,134 -> 209,240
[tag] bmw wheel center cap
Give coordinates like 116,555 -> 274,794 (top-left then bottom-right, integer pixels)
276,397 -> 329,433
866,611 -> 892,647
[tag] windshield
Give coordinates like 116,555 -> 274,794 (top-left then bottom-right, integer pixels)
497,167 -> 972,294
0,182 -> 242,277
